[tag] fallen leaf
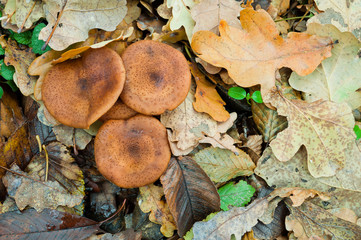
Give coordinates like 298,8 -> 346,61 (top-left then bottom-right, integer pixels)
289,23 -> 361,109
193,147 -> 255,183
53,124 -> 92,150
192,198 -> 268,240
218,181 -> 255,211
161,88 -> 218,151
195,58 -> 221,74
167,0 -> 196,41
270,0 -> 290,16
39,0 -> 127,51
160,157 -> 220,236
87,229 -> 142,240
0,36 -> 37,96
0,208 -> 99,239
285,200 -> 361,240
328,208 -> 358,224
191,7 -> 332,98
199,132 -> 240,154
191,0 -> 242,35
309,0 -> 361,41
264,87 -> 356,178
269,187 -> 330,207
241,134 -> 263,156
157,0 -> 172,19
124,0 -> 141,24
190,62 -> 230,122
138,184 -> 177,238
0,90 -> 25,138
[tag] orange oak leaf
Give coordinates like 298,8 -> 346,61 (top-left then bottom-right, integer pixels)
190,63 -> 230,122
191,7 -> 333,98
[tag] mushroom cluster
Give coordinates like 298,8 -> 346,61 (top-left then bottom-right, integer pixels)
41,40 -> 191,188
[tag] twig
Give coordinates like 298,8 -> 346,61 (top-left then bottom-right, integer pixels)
18,0 -> 37,33
4,10 -> 16,26
42,144 -> 49,182
98,199 -> 127,225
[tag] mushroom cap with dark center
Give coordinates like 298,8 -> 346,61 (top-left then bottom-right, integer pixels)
120,40 -> 191,115
42,47 -> 126,129
94,115 -> 171,188
99,98 -> 138,122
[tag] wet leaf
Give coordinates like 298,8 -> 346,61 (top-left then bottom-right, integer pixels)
39,0 -> 127,51
191,7 -> 332,98
218,181 -> 255,211
264,88 -> 356,178
193,147 -> 255,183
192,198 -> 268,240
138,184 -> 177,237
0,208 -> 99,239
160,157 -> 220,236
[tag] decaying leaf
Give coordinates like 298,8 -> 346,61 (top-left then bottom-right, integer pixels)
192,198 -> 268,240
0,36 -> 37,96
0,90 -> 25,138
191,0 -> 242,35
264,87 -> 356,178
3,142 -> 85,212
190,62 -> 230,122
138,184 -> 177,238
309,0 -> 361,41
160,157 -> 220,236
285,200 -> 361,240
39,0 -> 127,50
0,208 -> 99,239
199,132 -> 240,154
87,229 -> 142,240
161,88 -> 218,151
241,134 -> 263,156
191,7 -> 332,98
53,124 -> 93,150
193,147 -> 255,183
167,0 -> 196,41
289,23 -> 361,109
269,187 -> 330,207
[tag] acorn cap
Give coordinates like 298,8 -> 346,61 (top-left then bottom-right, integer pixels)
99,98 -> 138,122
120,40 -> 191,115
94,115 -> 171,188
42,47 -> 125,129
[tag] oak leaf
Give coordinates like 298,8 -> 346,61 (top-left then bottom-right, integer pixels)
167,0 -> 196,41
264,88 -> 356,178
138,184 -> 177,238
309,0 -> 361,41
191,0 -> 242,35
269,187 -> 329,207
289,23 -> 361,109
191,7 -> 333,98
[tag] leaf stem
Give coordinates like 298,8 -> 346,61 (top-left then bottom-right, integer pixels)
275,13 -> 313,22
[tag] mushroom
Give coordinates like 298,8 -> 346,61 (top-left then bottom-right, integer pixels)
41,47 -> 126,129
94,114 -> 171,188
120,40 -> 191,115
99,98 -> 138,122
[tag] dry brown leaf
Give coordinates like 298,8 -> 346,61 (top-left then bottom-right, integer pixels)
195,58 -> 221,75
328,208 -> 358,224
191,7 -> 332,98
53,124 -> 92,150
0,90 -> 25,138
0,36 -> 37,96
241,134 -> 263,156
191,0 -> 242,35
138,184 -> 177,238
124,0 -> 141,24
269,188 -> 330,207
190,63 -> 230,122
199,132 -> 240,154
192,198 -> 268,240
264,87 -> 356,178
39,0 -> 127,51
157,0 -> 172,19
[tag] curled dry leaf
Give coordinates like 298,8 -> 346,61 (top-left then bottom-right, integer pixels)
192,198 -> 268,240
167,0 -> 196,41
289,23 -> 361,109
309,0 -> 361,41
39,0 -> 127,51
269,187 -> 330,207
195,58 -> 221,75
241,134 -> 263,156
160,157 -> 220,237
191,0 -> 242,35
191,7 -> 332,98
264,87 -> 356,178
285,200 -> 361,240
193,147 -> 255,183
199,132 -> 240,154
190,62 -> 230,122
138,184 -> 177,238
0,36 -> 37,96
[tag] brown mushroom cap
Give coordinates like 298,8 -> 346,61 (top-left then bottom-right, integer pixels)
120,40 -> 191,115
42,47 -> 125,129
94,115 -> 171,188
99,98 -> 138,122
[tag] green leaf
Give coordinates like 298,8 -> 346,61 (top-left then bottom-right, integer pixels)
354,125 -> 361,140
0,46 -> 5,55
30,23 -> 51,54
251,91 -> 263,103
228,87 -> 247,100
0,59 -> 15,81
218,181 -> 255,211
0,86 -> 3,99
11,30 -> 32,46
